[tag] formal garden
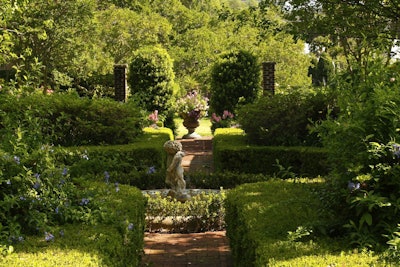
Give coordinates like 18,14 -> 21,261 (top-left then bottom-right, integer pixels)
1,0 -> 400,266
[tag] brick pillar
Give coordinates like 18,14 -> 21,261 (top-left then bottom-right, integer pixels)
262,62 -> 276,95
114,64 -> 128,102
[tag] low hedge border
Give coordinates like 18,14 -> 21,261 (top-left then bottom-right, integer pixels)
55,128 -> 173,189
2,182 -> 146,267
213,129 -> 329,177
225,180 -> 384,267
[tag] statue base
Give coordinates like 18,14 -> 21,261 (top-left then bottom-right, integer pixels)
167,189 -> 191,202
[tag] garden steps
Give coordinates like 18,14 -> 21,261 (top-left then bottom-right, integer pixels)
177,137 -> 214,174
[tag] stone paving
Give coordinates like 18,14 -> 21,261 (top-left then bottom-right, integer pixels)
140,138 -> 233,267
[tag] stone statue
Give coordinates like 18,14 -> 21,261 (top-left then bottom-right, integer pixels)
163,141 -> 189,200
166,151 -> 186,193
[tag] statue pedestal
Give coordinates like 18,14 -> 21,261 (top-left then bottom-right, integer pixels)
167,189 -> 191,202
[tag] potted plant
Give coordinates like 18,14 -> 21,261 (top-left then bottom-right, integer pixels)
176,90 -> 209,139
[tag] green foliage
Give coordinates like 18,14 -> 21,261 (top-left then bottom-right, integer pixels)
308,52 -> 334,87
57,133 -> 170,189
144,190 -> 226,233
209,50 -> 261,115
95,6 -> 171,64
3,0 -> 97,89
143,126 -> 174,141
0,92 -> 144,147
213,128 -> 329,176
1,183 -> 146,267
225,180 -> 386,266
210,110 -> 236,134
128,46 -> 177,130
271,0 -> 398,73
128,46 -> 176,114
237,90 -> 337,146
317,62 -> 400,249
186,171 -> 272,189
0,132 -> 104,249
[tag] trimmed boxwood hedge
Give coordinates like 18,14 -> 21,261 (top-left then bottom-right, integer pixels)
225,180 -> 383,267
0,93 -> 145,147
213,129 -> 329,177
55,128 -> 173,189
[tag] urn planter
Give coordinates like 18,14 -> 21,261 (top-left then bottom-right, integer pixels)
182,117 -> 201,139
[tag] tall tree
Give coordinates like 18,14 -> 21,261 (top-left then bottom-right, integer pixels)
5,0 -> 97,89
261,0 -> 400,75
95,6 -> 172,64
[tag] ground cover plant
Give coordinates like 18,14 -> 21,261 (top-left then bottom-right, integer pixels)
144,190 -> 226,233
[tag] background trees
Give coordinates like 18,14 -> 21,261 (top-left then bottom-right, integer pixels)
1,0 -> 313,97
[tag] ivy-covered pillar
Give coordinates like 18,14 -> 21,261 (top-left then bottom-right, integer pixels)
114,64 -> 128,102
262,62 -> 276,95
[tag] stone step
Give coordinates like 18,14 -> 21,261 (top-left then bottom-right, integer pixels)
178,138 -> 213,152
176,138 -> 214,174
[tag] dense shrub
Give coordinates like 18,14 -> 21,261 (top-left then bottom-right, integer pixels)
237,90 -> 337,146
209,50 -> 261,115
128,46 -> 177,131
225,180 -> 385,267
0,92 -> 145,147
0,133 -> 105,252
318,62 -> 400,250
2,182 -> 146,267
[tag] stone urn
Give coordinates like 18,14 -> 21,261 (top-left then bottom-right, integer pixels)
182,117 -> 201,139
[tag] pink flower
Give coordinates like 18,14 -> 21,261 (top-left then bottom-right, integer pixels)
211,113 -> 221,123
148,110 -> 158,122
222,110 -> 234,119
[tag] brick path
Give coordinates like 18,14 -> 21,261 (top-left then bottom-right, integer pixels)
141,231 -> 232,267
141,138 -> 233,267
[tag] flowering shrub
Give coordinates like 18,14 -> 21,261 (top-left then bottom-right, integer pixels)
147,110 -> 164,128
210,110 -> 236,133
342,141 -> 400,249
148,110 -> 158,124
175,90 -> 208,120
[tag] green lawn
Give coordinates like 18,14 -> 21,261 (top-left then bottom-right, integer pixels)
174,117 -> 213,138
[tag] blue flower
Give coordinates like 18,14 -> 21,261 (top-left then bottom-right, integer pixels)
393,144 -> 400,158
80,198 -> 90,206
115,182 -> 120,192
62,167 -> 68,176
33,181 -> 41,190
13,156 -> 20,164
45,232 -> 55,242
348,181 -> 360,191
55,207 -> 59,214
104,171 -> 110,184
147,166 -> 156,174
34,173 -> 40,179
6,180 -> 11,185
128,223 -> 134,231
